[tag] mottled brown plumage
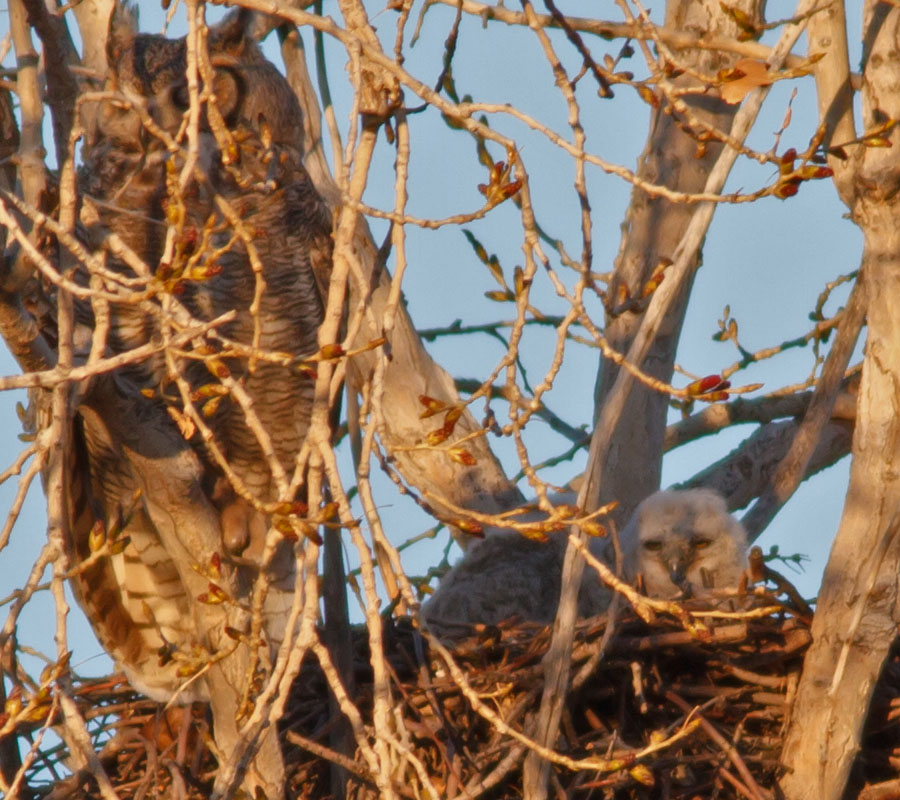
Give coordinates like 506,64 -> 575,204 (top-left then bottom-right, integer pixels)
422,528 -> 613,637
63,6 -> 332,794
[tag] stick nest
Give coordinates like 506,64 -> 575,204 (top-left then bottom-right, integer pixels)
6,595 -> 900,799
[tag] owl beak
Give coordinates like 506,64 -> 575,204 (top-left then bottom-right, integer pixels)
667,559 -> 693,598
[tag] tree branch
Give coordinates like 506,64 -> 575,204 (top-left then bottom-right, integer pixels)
20,0 -> 78,167
665,374 -> 859,450
741,276 -> 866,539
425,0 -> 817,73
527,3 -> 818,795
678,418 -> 853,518
6,0 -> 46,293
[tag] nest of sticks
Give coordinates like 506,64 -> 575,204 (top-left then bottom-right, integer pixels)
6,581 -> 900,800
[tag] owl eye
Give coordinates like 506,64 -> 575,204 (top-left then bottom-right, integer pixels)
642,540 -> 663,552
691,537 -> 712,549
170,83 -> 190,111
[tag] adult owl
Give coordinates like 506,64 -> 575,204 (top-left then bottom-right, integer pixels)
620,488 -> 748,599
64,5 -> 331,794
422,489 -> 747,638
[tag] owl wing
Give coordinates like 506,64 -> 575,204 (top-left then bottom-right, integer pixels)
65,388 -> 206,702
60,372 -> 286,793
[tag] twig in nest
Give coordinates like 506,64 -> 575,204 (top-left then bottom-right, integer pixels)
859,777 -> 900,800
665,689 -> 772,800
747,546 -> 814,621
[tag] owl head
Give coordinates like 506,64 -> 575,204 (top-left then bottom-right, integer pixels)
621,489 -> 748,599
99,5 -> 304,150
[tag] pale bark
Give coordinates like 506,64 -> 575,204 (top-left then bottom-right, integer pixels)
70,0 -> 115,145
592,0 -> 765,528
779,4 -> 900,797
71,0 -> 116,74
6,0 -> 46,295
19,0 -> 78,167
275,3 -> 524,537
345,277 -> 526,526
523,1 -> 772,795
779,246 -> 900,800
678,418 -> 853,518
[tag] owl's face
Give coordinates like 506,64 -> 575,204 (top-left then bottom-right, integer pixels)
98,8 -> 304,153
100,21 -> 190,148
622,489 -> 748,599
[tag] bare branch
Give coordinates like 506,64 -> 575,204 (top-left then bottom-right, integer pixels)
665,374 -> 859,450
742,276 -> 866,538
20,0 -> 78,166
528,3 -> 818,796
678,418 -> 853,516
425,0 -> 815,71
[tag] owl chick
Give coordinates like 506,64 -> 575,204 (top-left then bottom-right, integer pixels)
421,496 -> 612,639
421,528 -> 613,638
621,489 -> 748,599
422,489 -> 747,639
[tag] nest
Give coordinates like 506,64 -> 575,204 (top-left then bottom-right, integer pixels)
6,595 -> 900,799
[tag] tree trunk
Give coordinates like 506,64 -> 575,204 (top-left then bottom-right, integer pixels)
594,0 -> 764,526
523,1 -> 766,796
779,217 -> 900,800
779,4 -> 900,797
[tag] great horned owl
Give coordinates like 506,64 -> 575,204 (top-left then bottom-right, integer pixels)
620,489 -> 748,599
64,5 -> 331,794
422,489 -> 747,639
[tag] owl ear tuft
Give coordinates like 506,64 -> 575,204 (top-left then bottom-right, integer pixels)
106,3 -> 138,74
209,8 -> 256,58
